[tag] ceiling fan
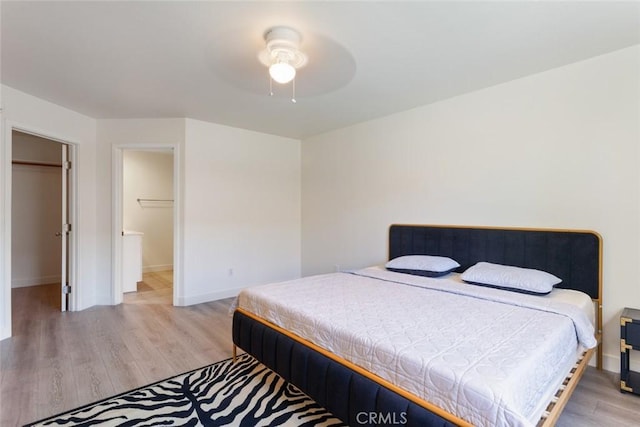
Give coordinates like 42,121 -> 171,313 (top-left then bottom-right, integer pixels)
258,26 -> 308,102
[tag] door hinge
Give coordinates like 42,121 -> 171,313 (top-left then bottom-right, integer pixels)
64,161 -> 72,170
63,285 -> 71,294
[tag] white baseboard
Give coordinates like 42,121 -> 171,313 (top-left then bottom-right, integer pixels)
0,325 -> 10,341
142,264 -> 173,273
603,352 -> 620,373
11,275 -> 61,288
175,287 -> 240,306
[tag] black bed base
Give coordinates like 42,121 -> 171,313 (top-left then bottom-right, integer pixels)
232,310 -> 457,427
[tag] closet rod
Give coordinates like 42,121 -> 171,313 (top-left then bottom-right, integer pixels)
12,160 -> 62,168
137,198 -> 174,202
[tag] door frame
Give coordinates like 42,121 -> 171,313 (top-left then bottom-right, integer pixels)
112,143 -> 181,305
1,123 -> 78,336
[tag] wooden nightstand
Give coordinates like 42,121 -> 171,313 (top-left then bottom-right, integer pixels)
621,307 -> 640,395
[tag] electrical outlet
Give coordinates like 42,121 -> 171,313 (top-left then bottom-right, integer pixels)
228,268 -> 233,276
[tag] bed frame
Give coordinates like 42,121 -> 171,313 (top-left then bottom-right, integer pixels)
233,224 -> 603,427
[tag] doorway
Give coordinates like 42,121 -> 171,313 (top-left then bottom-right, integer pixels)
10,130 -> 74,314
114,147 -> 177,306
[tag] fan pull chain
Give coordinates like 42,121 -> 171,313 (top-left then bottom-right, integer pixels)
268,74 -> 298,103
291,78 -> 297,103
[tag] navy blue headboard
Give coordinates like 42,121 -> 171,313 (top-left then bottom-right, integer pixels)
389,224 -> 602,300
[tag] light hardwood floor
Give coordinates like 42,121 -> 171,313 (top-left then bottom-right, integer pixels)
1,272 -> 639,426
1,272 -> 233,426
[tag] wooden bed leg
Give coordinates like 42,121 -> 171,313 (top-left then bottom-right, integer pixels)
597,344 -> 603,370
232,344 -> 237,363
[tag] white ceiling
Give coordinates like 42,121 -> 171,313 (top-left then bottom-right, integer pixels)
2,1 -> 639,139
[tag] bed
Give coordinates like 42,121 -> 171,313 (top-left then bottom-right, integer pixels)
232,224 -> 602,426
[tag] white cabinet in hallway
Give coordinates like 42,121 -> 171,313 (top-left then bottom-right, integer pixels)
122,230 -> 143,292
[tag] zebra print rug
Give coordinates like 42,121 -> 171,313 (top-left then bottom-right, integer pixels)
27,353 -> 346,426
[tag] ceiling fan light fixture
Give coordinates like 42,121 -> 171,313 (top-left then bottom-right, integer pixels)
269,61 -> 296,84
259,26 -> 307,100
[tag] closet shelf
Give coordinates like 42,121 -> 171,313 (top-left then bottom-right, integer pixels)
136,198 -> 174,208
12,160 -> 62,168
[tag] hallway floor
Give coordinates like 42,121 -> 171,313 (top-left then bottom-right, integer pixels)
124,270 -> 173,305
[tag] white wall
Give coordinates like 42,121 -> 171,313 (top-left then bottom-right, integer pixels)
302,45 -> 640,372
123,150 -> 174,272
182,118 -> 301,305
97,118 -> 301,307
11,132 -> 62,287
0,85 -> 97,340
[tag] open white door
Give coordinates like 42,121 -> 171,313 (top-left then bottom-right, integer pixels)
60,144 -> 70,311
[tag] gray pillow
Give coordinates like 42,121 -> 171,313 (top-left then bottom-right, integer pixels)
461,262 -> 561,295
386,255 -> 460,277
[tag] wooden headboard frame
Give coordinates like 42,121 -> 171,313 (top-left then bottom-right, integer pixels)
389,224 -> 603,367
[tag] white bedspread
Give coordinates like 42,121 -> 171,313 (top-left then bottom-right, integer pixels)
236,267 -> 596,427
